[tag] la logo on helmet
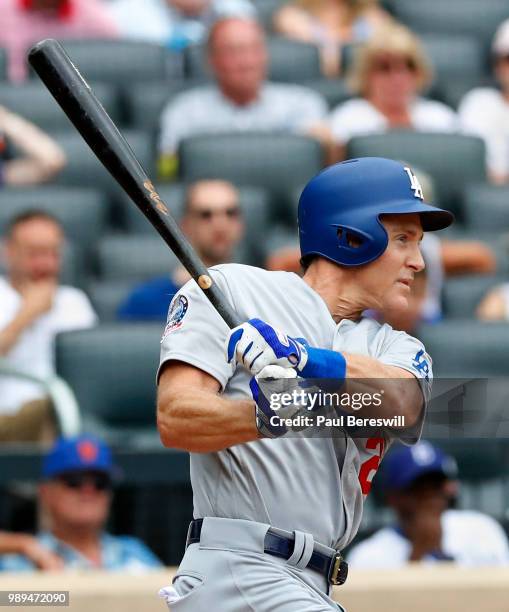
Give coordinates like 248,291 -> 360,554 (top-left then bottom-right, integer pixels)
404,167 -> 424,200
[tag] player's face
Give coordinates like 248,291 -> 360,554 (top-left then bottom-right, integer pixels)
39,471 -> 111,532
355,214 -> 425,312
182,182 -> 244,265
5,218 -> 63,283
209,20 -> 268,100
366,52 -> 419,107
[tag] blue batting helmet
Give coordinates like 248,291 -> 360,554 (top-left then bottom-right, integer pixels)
298,157 -> 454,267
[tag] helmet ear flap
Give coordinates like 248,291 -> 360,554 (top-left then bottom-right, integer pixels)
334,224 -> 379,263
336,227 -> 365,249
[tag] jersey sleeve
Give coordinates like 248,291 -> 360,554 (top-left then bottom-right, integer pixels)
157,269 -> 235,388
378,328 -> 433,405
377,327 -> 433,444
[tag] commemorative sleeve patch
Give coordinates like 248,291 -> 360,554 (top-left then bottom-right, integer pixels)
161,295 -> 189,342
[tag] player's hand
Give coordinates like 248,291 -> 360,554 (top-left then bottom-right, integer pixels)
250,365 -> 298,438
226,318 -> 308,376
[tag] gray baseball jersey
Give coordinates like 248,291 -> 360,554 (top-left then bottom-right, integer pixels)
159,264 -> 432,550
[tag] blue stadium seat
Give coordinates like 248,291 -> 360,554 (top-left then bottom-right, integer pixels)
53,130 -> 154,196
96,234 -> 179,281
392,0 -> 508,49
0,81 -> 121,131
442,275 -> 505,319
417,321 -> 509,376
463,184 -> 509,233
87,280 -> 135,322
34,39 -> 183,84
178,132 -> 324,216
55,325 -> 162,446
124,80 -> 204,131
0,48 -> 7,81
0,186 -> 109,249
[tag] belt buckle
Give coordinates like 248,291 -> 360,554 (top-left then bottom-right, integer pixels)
328,552 -> 348,586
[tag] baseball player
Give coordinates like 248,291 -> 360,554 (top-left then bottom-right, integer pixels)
157,157 -> 453,611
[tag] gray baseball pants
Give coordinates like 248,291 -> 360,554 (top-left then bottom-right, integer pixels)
160,517 -> 345,612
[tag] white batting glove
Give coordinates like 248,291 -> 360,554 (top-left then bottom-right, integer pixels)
226,318 -> 308,376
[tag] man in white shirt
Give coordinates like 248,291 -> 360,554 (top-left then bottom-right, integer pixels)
459,19 -> 509,184
0,210 -> 96,442
158,16 -> 330,173
348,441 -> 509,567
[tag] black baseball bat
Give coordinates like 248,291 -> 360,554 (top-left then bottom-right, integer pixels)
28,38 -> 241,329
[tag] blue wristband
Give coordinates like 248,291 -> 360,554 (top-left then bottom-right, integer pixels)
299,346 -> 346,383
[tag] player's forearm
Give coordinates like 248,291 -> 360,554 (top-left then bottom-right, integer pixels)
343,353 -> 423,425
157,388 -> 259,452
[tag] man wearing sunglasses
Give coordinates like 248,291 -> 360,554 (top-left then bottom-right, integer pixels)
118,179 -> 244,321
0,435 -> 162,571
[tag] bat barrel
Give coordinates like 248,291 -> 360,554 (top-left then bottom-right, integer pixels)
28,39 -> 241,329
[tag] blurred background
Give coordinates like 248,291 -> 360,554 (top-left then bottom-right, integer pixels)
1,0 -> 509,575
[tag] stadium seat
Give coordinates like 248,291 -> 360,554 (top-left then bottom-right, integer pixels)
463,184 -> 509,232
178,132 -> 323,216
420,34 -> 484,89
53,130 -> 154,195
0,187 -> 109,248
433,76 -> 492,111
96,234 -> 179,281
347,132 -> 486,218
121,183 -> 270,265
391,0 -> 508,49
124,80 -> 204,131
185,37 -> 321,82
0,48 -> 8,81
55,325 -> 162,446
417,321 -> 509,376
442,274 -> 504,319
0,81 -> 121,131
256,0 -> 287,28
301,78 -> 352,110
33,40 -> 183,85
87,280 -> 135,322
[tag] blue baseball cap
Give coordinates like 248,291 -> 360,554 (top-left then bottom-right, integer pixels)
382,441 -> 458,491
42,435 -> 114,480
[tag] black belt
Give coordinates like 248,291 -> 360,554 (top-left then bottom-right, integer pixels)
186,519 -> 348,586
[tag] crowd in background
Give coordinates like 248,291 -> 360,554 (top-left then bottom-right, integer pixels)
1,0 -> 509,570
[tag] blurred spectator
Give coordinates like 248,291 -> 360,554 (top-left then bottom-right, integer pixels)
118,180 -> 244,321
0,105 -> 66,186
273,0 -> 392,78
476,283 -> 509,321
328,24 -> 457,159
348,441 -> 509,567
1,0 -> 118,82
0,435 -> 163,571
459,19 -> 509,185
110,0 -> 255,49
158,17 -> 330,174
0,211 -> 96,442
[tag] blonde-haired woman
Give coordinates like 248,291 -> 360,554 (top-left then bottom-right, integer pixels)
273,0 -> 391,77
329,24 -> 458,158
